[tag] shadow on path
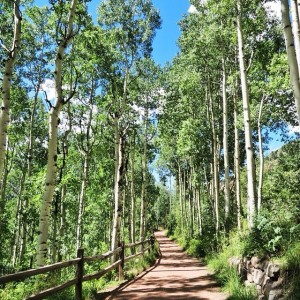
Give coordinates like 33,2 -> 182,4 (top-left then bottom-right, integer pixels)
97,231 -> 228,300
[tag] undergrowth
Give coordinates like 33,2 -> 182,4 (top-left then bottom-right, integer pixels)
170,224 -> 300,300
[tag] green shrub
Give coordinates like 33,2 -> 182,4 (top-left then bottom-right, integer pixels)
186,238 -> 206,258
207,229 -> 256,300
243,210 -> 300,257
282,241 -> 300,299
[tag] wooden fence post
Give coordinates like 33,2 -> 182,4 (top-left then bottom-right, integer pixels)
75,248 -> 84,300
118,241 -> 125,281
149,236 -> 155,254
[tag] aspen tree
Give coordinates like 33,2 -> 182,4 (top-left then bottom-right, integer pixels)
37,0 -> 78,266
236,0 -> 257,228
0,0 -> 22,202
281,0 -> 300,122
222,58 -> 230,225
139,108 -> 148,244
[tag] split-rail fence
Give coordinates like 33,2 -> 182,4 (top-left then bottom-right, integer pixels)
0,236 -> 157,300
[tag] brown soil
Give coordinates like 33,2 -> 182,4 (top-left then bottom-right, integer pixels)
98,230 -> 228,300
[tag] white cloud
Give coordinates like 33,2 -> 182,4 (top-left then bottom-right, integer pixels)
188,5 -> 198,14
41,79 -> 56,100
264,0 -> 281,18
288,124 -> 300,134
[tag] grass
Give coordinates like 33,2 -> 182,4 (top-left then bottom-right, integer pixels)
208,255 -> 256,300
280,241 -> 300,299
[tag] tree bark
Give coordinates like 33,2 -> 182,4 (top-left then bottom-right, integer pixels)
210,93 -> 220,233
178,165 -> 184,234
257,96 -> 265,211
37,0 -> 78,266
234,87 -> 242,230
58,184 -> 66,262
76,99 -> 93,250
237,0 -> 257,228
291,0 -> 300,76
196,187 -> 202,236
281,0 -> 300,122
0,0 -> 22,201
111,118 -> 123,256
11,171 -> 26,267
130,133 -> 136,245
139,109 -> 148,244
222,59 -> 230,226
76,154 -> 89,250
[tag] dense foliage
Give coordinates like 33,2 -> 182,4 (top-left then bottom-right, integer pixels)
0,0 -> 300,298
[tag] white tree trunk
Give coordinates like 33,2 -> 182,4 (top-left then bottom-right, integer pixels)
76,154 -> 88,250
237,0 -> 257,228
58,184 -> 66,261
111,119 -> 123,255
291,0 -> 300,75
196,187 -> 202,236
20,85 -> 41,263
76,100 -> 93,250
37,0 -> 78,266
139,109 -> 148,244
11,172 -> 26,267
130,135 -> 136,245
37,106 -> 62,266
210,93 -> 220,233
111,65 -> 128,255
234,89 -> 242,230
188,166 -> 194,237
257,96 -> 265,211
222,59 -> 230,225
282,0 -> 300,122
0,0 -> 22,196
178,165 -> 184,233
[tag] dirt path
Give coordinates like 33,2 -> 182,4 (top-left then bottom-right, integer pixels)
99,231 -> 228,300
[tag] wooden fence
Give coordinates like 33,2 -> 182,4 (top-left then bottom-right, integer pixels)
0,236 -> 157,300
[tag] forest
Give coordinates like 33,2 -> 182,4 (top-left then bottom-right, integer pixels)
0,0 -> 299,299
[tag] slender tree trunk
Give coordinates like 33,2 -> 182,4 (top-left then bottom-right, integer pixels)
233,88 -> 242,230
196,187 -> 202,236
0,156 -> 9,207
11,171 -> 26,267
178,165 -> 184,234
76,155 -> 88,250
291,0 -> 300,75
0,0 -> 22,200
111,119 -> 123,255
139,109 -> 148,244
51,192 -> 59,263
169,174 -> 172,215
20,86 -> 41,263
204,165 -> 216,224
76,99 -> 93,250
237,0 -> 257,228
37,105 -> 62,266
37,0 -> 78,266
58,184 -> 66,262
222,59 -> 230,226
282,0 -> 300,122
188,166 -> 194,237
111,63 -> 128,256
130,134 -> 136,245
257,96 -> 265,211
210,94 -> 220,233
183,169 -> 188,229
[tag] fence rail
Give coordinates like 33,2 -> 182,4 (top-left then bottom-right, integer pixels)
0,236 -> 157,300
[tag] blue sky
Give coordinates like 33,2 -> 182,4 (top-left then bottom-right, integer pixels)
34,0 -> 191,65
152,0 -> 190,65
